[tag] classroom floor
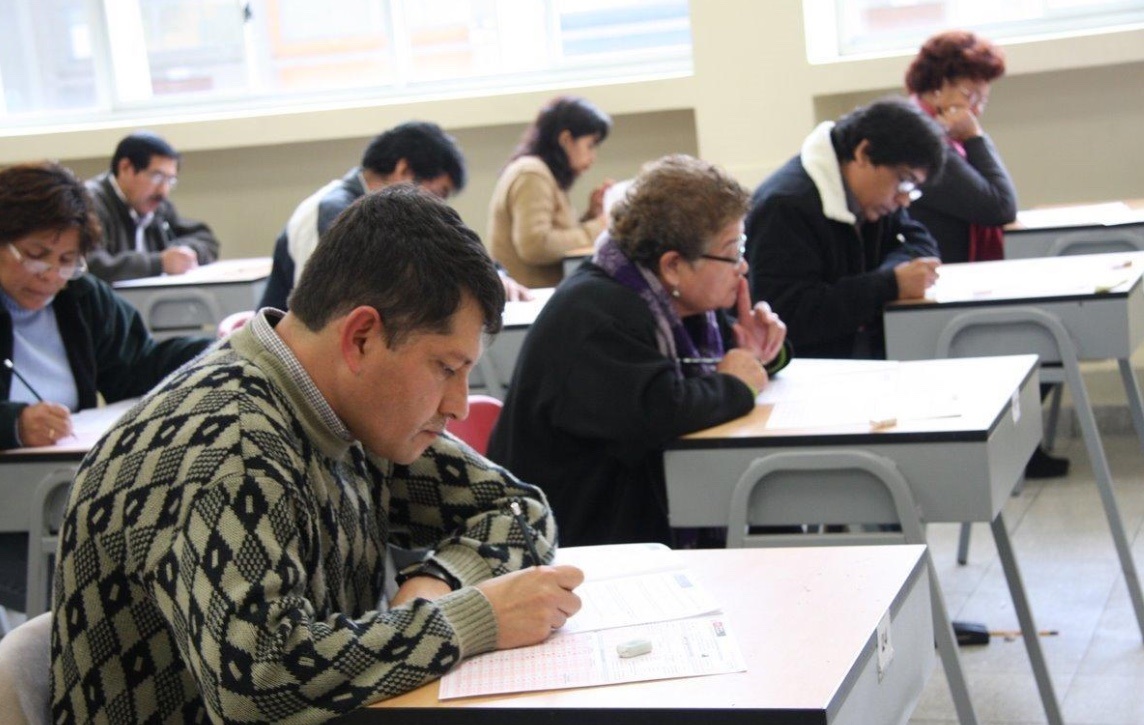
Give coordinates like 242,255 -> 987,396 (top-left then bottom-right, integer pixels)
911,432 -> 1144,724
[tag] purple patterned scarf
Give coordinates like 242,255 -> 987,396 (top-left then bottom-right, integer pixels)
592,233 -> 725,379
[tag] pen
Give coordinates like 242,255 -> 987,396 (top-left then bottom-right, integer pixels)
990,629 -> 1059,640
3,359 -> 44,402
679,357 -> 723,365
509,499 -> 542,567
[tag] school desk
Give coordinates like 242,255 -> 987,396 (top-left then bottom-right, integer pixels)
112,257 -> 271,338
1005,198 -> 1144,259
662,355 -> 1060,725
345,545 -> 932,725
883,251 -> 1144,653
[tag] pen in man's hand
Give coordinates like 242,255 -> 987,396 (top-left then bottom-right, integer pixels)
4,359 -> 44,402
509,499 -> 543,567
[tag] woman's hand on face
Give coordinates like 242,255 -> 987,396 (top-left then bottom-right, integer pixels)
731,277 -> 787,365
939,105 -> 983,141
17,402 -> 73,447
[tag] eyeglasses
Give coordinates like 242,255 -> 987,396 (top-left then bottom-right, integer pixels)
699,234 -> 748,265
145,170 -> 178,188
956,85 -> 989,113
897,176 -> 923,202
6,244 -> 87,281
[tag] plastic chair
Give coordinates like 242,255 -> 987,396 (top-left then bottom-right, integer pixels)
25,468 -> 76,619
0,611 -> 52,725
217,310 -> 256,338
447,395 -> 503,455
1047,227 -> 1144,257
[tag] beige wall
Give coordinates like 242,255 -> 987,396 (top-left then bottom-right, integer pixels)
2,0 -> 1143,260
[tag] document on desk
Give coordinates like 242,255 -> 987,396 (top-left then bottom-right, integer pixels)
438,615 -> 745,699
437,543 -> 744,699
62,399 -> 139,444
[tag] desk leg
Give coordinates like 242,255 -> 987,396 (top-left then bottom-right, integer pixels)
991,514 -> 1063,725
924,550 -> 980,725
1075,362 -> 1144,640
1118,358 -> 1144,456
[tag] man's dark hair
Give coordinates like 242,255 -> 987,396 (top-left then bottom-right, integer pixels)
832,97 -> 946,179
0,161 -> 101,255
110,131 -> 181,175
510,95 -> 612,190
290,185 -> 504,346
361,121 -> 467,192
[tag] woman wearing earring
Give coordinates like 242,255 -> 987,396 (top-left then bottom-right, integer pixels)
487,95 -> 614,287
488,155 -> 790,546
0,161 -> 211,450
906,29 -> 1015,263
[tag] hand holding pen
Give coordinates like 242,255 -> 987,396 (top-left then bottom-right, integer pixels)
894,256 -> 941,300
473,498 -> 584,648
5,359 -> 73,447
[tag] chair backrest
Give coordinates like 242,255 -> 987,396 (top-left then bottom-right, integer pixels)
217,310 -> 256,338
447,395 -> 504,455
0,611 -> 52,725
25,468 -> 76,619
1048,228 -> 1144,257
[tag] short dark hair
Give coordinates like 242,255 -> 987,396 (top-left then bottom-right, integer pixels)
832,97 -> 946,178
0,161 -> 101,255
905,30 -> 1006,95
612,154 -> 748,268
510,95 -> 611,190
290,185 -> 504,346
360,121 -> 467,192
110,131 -> 180,175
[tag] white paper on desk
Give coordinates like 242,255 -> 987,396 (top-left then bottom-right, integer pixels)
560,569 -> 719,634
61,399 -> 139,443
438,616 -> 745,699
1016,202 -> 1142,228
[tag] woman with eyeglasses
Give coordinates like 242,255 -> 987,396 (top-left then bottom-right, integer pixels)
0,161 -> 212,449
486,95 -> 614,288
906,30 -> 1016,263
488,155 -> 790,547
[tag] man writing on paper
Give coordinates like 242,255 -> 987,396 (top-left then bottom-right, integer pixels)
85,131 -> 220,282
745,98 -> 946,359
51,186 -> 582,722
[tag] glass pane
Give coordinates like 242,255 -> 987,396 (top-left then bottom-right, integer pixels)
0,0 -> 99,118
257,0 -> 394,93
136,0 -> 247,99
400,0 -> 501,83
555,0 -> 692,66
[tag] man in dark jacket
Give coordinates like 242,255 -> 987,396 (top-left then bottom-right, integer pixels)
86,131 -> 220,282
746,98 -> 946,359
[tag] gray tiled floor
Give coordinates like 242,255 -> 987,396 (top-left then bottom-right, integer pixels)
910,433 -> 1144,724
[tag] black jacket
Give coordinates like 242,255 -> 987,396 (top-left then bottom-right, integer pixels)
488,263 -> 789,546
0,275 -> 213,448
746,124 -> 939,359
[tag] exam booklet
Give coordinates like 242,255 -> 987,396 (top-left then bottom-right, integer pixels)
437,543 -> 746,699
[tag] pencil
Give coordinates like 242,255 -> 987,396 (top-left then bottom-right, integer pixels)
990,629 -> 1059,638
509,499 -> 543,567
4,359 -> 44,402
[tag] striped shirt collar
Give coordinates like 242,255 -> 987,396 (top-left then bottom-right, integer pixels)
249,309 -> 353,442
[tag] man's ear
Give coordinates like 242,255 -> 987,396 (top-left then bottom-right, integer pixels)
854,139 -> 872,168
393,158 -> 415,182
340,306 -> 385,374
115,157 -> 134,178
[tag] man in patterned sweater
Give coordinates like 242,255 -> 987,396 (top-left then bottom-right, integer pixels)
51,186 -> 584,722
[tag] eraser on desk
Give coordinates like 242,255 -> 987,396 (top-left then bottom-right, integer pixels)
616,638 -> 652,658
870,417 -> 897,430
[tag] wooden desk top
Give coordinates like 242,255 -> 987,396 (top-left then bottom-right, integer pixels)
562,245 -> 595,260
887,251 -> 1144,310
363,545 -> 927,719
112,257 -> 272,290
669,356 -> 1037,449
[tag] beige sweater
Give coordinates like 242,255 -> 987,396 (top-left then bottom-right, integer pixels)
486,156 -> 607,288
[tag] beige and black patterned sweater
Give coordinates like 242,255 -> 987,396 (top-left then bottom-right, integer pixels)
50,315 -> 555,723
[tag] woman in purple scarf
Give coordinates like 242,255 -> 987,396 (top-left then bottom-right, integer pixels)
488,154 -> 790,547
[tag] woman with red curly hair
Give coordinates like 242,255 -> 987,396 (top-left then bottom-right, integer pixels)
906,30 -> 1015,263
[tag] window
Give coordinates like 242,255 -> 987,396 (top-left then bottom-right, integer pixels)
0,0 -> 691,126
805,0 -> 1144,62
